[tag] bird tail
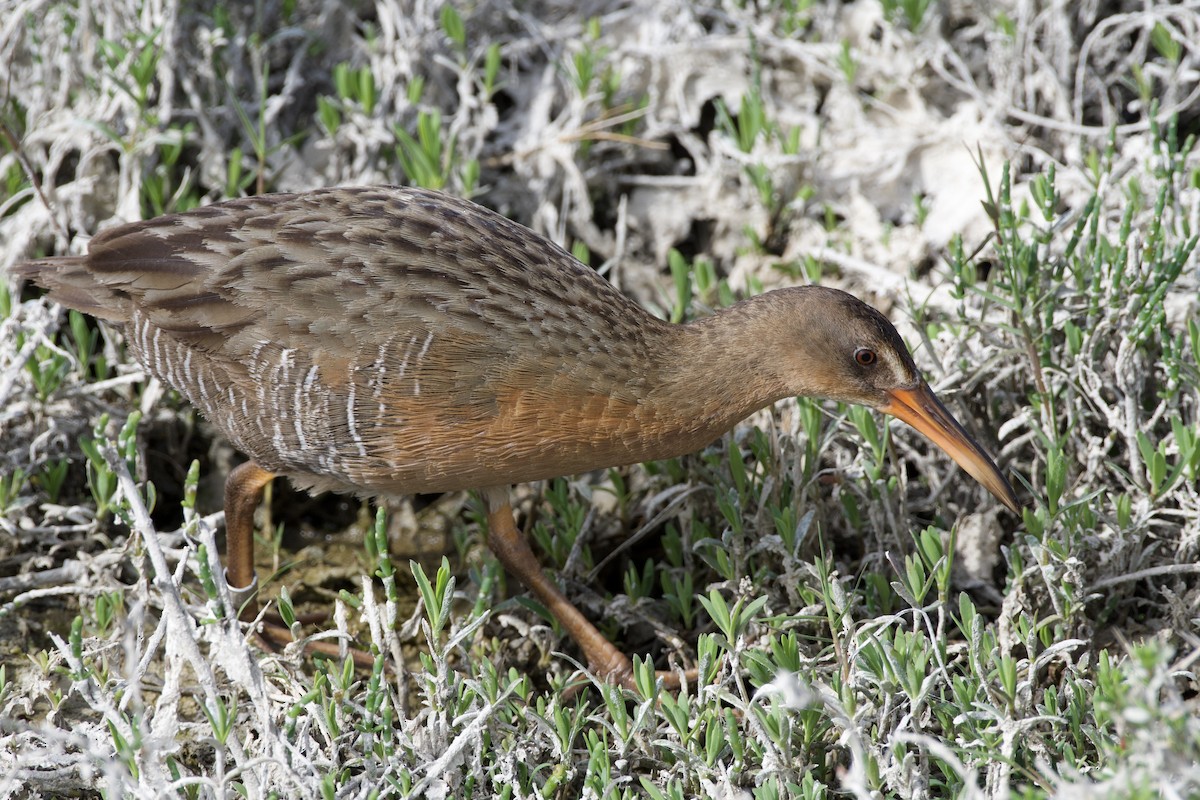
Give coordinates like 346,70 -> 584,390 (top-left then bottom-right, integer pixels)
11,256 -> 130,322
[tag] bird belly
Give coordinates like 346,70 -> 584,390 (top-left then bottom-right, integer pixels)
333,386 -> 727,496
126,319 -> 731,501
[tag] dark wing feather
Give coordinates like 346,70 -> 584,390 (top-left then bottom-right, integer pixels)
17,186 -> 657,379
12,256 -> 130,322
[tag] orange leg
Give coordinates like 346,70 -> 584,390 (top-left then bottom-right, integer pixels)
482,487 -> 692,689
223,461 -> 379,668
224,461 -> 276,620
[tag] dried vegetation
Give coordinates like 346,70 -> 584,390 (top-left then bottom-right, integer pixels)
1,1 -> 1198,798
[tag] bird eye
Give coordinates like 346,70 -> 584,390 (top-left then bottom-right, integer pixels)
854,348 -> 877,366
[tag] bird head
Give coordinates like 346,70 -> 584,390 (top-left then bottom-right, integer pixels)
776,287 -> 1021,513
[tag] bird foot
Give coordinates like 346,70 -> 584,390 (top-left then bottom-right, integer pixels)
586,649 -> 696,692
226,573 -> 378,668
253,619 -> 382,670
226,572 -> 258,622
263,609 -> 332,626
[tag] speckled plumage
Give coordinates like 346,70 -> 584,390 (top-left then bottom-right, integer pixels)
21,188 -> 691,494
16,184 -> 1018,685
19,186 -> 923,498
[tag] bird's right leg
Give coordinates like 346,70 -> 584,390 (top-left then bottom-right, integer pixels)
224,461 -> 379,668
482,486 -> 691,690
224,460 -> 276,621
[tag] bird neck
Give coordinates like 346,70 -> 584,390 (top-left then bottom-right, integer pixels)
641,297 -> 795,457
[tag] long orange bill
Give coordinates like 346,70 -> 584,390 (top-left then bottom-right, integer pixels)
880,383 -> 1020,513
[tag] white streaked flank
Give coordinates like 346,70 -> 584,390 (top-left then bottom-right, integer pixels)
279,348 -> 294,386
197,370 -> 211,407
346,374 -> 368,457
395,333 -> 418,380
150,327 -> 163,376
293,383 -> 307,449
413,332 -> 433,395
248,340 -> 268,377
372,333 -> 401,399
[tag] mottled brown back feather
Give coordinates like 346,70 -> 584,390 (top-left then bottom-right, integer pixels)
12,256 -> 131,321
